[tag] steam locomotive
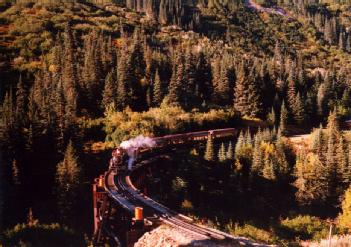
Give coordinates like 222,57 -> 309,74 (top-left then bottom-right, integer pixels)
109,128 -> 237,172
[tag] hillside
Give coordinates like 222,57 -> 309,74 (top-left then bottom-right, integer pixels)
1,0 -> 351,245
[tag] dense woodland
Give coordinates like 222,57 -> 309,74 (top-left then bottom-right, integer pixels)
1,0 -> 351,245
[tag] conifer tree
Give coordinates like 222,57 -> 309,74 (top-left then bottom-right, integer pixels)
153,70 -> 162,107
337,136 -> 347,185
339,186 -> 351,230
292,93 -> 306,125
116,53 -> 128,110
204,135 -> 214,161
196,52 -> 212,104
168,54 -> 184,106
0,151 -> 4,233
344,145 -> 351,186
102,70 -> 116,110
235,131 -> 244,156
62,22 -> 77,119
12,159 -> 20,186
267,107 -> 276,126
218,143 -> 226,162
183,48 -> 197,108
55,141 -> 81,224
226,141 -> 233,160
263,159 -> 276,180
279,101 -> 288,136
15,75 -> 28,127
252,135 -> 263,175
327,109 -> 340,140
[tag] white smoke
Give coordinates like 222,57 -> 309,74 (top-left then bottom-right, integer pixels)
120,135 -> 156,170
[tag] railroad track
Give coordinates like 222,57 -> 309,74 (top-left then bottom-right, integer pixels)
104,155 -> 236,242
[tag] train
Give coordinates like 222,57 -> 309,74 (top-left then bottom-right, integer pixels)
109,128 -> 237,172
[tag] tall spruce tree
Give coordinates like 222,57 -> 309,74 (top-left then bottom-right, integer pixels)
62,22 -> 77,120
152,70 -> 162,107
339,186 -> 351,230
204,135 -> 214,161
279,101 -> 288,136
168,54 -> 184,106
102,70 -> 117,110
218,143 -> 226,162
55,141 -> 81,224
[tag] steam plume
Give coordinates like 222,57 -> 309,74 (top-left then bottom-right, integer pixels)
120,135 -> 156,170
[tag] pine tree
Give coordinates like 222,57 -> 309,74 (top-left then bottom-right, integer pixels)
128,27 -> 147,111
344,145 -> 351,186
15,75 -> 28,127
152,70 -> 162,107
116,53 -> 128,110
0,150 -> 4,233
294,152 -> 329,205
279,101 -> 288,136
12,159 -> 20,186
55,141 -> 81,224
204,135 -> 214,161
226,141 -> 233,160
339,186 -> 351,230
183,48 -> 197,108
196,52 -> 212,104
235,131 -> 244,156
267,107 -> 276,126
62,22 -> 77,120
102,70 -> 116,110
327,109 -> 340,140
252,135 -> 263,175
292,93 -> 306,125
168,54 -> 184,106
287,72 -> 296,112
263,158 -> 276,180
218,143 -> 226,162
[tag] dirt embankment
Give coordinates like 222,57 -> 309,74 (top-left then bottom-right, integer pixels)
134,224 -> 276,247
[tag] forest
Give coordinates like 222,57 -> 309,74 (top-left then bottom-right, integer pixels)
1,0 -> 351,245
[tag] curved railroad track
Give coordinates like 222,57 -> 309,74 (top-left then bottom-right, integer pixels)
104,156 -> 237,241
99,129 -> 271,246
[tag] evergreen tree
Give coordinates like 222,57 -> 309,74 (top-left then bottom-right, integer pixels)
168,54 -> 184,106
279,101 -> 288,136
116,53 -> 128,110
292,93 -> 306,125
226,141 -> 233,160
15,75 -> 28,127
152,70 -> 162,107
62,22 -> 77,120
196,52 -> 212,104
339,186 -> 351,230
263,158 -> 276,180
12,159 -> 20,186
234,63 -> 261,117
344,145 -> 351,186
252,135 -> 263,175
204,135 -> 214,161
102,70 -> 116,110
235,131 -> 244,156
55,141 -> 81,224
267,107 -> 276,126
327,109 -> 340,140
218,142 -> 226,162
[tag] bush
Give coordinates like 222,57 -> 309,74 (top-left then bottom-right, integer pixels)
226,222 -> 279,244
104,104 -> 239,145
2,222 -> 85,247
278,215 -> 329,241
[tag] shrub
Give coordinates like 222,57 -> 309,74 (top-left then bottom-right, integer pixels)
278,215 -> 329,241
226,222 -> 279,244
2,222 -> 85,247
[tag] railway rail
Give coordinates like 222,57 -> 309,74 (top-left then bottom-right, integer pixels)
96,128 -> 265,246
